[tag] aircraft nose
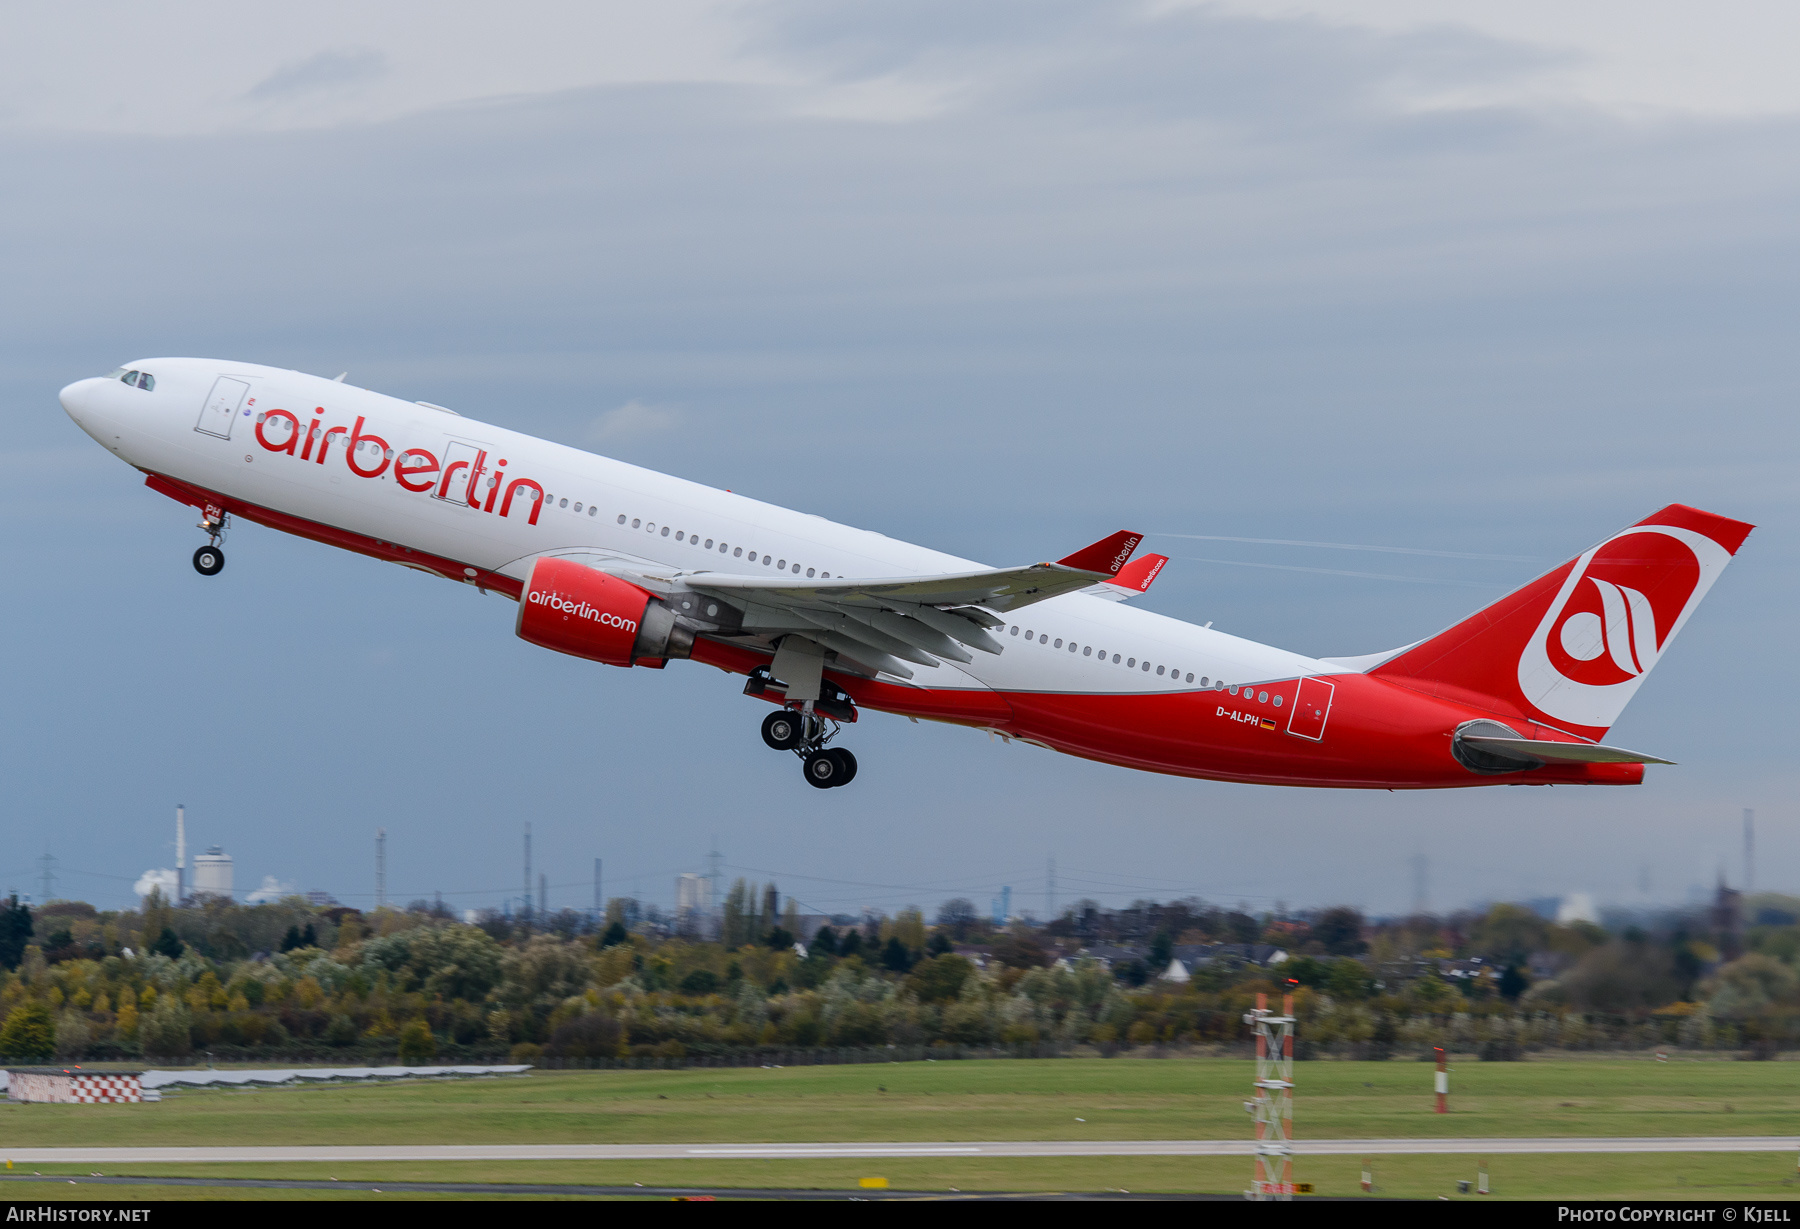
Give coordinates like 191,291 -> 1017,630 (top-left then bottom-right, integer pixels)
59,377 -> 101,420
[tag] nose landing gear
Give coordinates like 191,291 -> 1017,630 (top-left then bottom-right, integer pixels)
758,707 -> 858,788
192,506 -> 228,576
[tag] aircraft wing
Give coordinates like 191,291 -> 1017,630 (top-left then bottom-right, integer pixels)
681,530 -> 1144,680
1460,736 -> 1675,766
694,560 -> 1108,612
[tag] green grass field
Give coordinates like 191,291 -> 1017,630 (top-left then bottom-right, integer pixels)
3,1058 -> 1798,1199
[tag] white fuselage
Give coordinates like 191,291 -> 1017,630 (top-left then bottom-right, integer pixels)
62,358 -> 1322,701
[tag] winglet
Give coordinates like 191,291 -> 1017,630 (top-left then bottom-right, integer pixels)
1055,531 -> 1143,577
1108,553 -> 1168,594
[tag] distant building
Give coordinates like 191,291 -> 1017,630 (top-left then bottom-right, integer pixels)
1527,951 -> 1566,982
1173,943 -> 1288,970
1078,944 -> 1145,969
952,944 -> 994,968
791,915 -> 834,942
1712,877 -> 1744,961
1556,893 -> 1598,925
1437,956 -> 1498,984
676,873 -> 709,916
1087,942 -> 1288,980
191,846 -> 233,899
305,890 -> 337,907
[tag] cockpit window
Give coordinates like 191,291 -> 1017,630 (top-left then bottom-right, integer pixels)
118,370 -> 154,391
104,368 -> 127,380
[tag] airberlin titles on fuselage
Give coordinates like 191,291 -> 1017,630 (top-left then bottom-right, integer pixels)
253,409 -> 545,523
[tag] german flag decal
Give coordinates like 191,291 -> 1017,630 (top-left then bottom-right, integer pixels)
1259,717 -> 1277,731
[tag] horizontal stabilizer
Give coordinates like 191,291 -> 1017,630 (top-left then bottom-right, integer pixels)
1461,736 -> 1674,766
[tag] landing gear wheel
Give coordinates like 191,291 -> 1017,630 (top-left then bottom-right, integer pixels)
828,747 -> 857,785
803,750 -> 842,789
193,545 -> 225,576
761,710 -> 802,751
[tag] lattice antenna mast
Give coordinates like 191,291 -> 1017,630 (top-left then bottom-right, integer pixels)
1243,991 -> 1296,1201
706,838 -> 723,913
1745,808 -> 1756,895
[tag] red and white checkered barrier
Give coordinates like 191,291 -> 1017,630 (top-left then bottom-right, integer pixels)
7,1071 -> 142,1103
68,1074 -> 142,1103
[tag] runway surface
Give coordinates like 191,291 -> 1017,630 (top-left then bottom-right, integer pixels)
0,1174 -> 1201,1201
3,1137 -> 1795,1163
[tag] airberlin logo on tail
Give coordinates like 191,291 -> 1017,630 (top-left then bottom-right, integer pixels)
527,587 -> 638,633
1518,525 -> 1729,730
1555,577 -> 1658,682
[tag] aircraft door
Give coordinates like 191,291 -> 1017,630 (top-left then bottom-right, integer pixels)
195,377 -> 250,439
435,439 -> 489,507
1286,676 -> 1334,741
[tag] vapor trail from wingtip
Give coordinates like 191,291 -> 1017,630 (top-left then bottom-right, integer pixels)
1172,555 -> 1508,588
1152,533 -> 1538,562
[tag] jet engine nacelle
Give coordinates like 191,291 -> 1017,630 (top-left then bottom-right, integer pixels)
516,557 -> 693,667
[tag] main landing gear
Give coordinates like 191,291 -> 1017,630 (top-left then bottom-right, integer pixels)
759,708 -> 858,789
192,508 -> 228,576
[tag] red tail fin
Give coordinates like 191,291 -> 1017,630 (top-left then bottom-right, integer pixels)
1369,505 -> 1752,739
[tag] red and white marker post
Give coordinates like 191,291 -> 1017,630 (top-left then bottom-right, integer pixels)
1244,991 -> 1297,1200
1434,1046 -> 1448,1113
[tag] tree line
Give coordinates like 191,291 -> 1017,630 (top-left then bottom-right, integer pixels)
1,882 -> 1795,1064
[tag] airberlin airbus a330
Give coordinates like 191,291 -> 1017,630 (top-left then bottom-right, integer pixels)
61,358 -> 1752,791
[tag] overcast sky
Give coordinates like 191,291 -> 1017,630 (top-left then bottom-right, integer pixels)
3,1 -> 1796,921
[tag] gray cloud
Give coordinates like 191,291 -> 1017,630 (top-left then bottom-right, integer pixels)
589,399 -> 683,442
753,0 -> 1572,131
2,1 -> 1794,916
244,48 -> 386,102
